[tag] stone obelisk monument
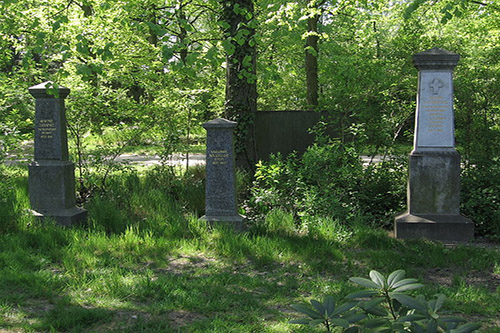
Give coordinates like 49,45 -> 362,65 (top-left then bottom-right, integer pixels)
200,118 -> 244,231
28,82 -> 87,225
395,48 -> 474,241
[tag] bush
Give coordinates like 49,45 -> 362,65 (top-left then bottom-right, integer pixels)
289,269 -> 481,332
249,141 -> 407,230
461,158 -> 500,241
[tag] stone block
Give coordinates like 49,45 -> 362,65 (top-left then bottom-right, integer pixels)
201,118 -> 244,230
395,213 -> 474,241
27,82 -> 86,226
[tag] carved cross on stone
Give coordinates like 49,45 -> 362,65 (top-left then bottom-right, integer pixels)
429,78 -> 444,95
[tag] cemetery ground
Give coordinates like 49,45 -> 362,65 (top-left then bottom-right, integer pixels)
1,162 -> 499,332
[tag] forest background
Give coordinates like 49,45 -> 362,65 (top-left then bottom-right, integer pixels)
0,0 -> 499,236
1,1 -> 500,330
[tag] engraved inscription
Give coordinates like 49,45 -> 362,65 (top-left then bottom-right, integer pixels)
421,96 -> 448,133
416,71 -> 454,148
39,119 -> 56,139
210,150 -> 229,165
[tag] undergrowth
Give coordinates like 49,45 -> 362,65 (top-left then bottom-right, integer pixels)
0,164 -> 499,332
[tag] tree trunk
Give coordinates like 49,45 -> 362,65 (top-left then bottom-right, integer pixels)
305,1 -> 319,110
220,0 -> 258,171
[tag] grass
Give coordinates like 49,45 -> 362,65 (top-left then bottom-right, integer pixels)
0,165 -> 499,332
69,127 -> 207,156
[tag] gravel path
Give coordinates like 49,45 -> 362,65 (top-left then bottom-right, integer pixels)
5,152 -> 385,167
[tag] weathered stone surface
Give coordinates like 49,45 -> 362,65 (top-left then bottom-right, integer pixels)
395,213 -> 474,241
28,82 -> 87,226
414,71 -> 455,149
395,49 -> 473,242
200,118 -> 244,231
407,151 -> 461,215
413,48 -> 460,70
29,161 -> 76,210
29,82 -> 70,161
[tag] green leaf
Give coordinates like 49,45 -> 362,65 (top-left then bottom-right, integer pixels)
345,312 -> 367,324
450,323 -> 482,333
310,299 -> 325,315
222,38 -> 235,55
426,319 -> 438,332
331,318 -> 350,328
387,270 -> 405,287
397,314 -> 427,322
365,297 -> 385,308
309,318 -> 324,326
389,293 -> 427,312
403,0 -> 427,19
391,278 -> 419,289
433,294 -> 446,312
217,20 -> 230,30
332,301 -> 357,316
370,270 -> 386,288
393,283 -> 424,292
346,290 -> 378,299
233,3 -> 240,14
323,296 -> 335,315
363,317 -> 389,328
350,277 -> 379,289
242,55 -> 252,68
363,305 -> 387,316
291,304 -> 322,319
304,46 -> 318,57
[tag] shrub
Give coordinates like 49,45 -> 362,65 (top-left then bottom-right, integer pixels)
289,269 -> 481,332
249,142 -> 407,230
461,158 -> 500,241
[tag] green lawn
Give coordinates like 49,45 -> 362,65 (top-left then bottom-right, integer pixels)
0,166 -> 499,332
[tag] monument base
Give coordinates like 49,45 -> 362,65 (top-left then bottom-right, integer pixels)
29,161 -> 77,209
199,215 -> 244,232
31,207 -> 87,226
395,213 -> 474,242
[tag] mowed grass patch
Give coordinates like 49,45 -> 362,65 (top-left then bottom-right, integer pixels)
0,167 -> 499,331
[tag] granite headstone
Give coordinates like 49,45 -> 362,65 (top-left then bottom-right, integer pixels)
200,118 -> 244,231
395,48 -> 474,241
28,82 -> 87,225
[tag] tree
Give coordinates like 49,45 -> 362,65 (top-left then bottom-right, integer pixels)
220,0 -> 258,170
305,0 -> 322,109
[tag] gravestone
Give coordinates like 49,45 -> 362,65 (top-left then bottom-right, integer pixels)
200,118 -> 244,231
395,48 -> 474,241
28,82 -> 87,226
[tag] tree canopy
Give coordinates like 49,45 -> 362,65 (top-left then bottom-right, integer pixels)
1,0 -> 499,165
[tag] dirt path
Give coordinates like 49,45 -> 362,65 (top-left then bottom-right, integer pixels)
5,151 -> 384,167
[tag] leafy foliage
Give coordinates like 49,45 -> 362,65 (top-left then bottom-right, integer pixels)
290,296 -> 364,331
461,159 -> 500,241
290,269 -> 481,332
249,141 -> 407,229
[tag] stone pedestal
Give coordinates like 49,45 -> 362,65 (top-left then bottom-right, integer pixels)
28,82 -> 86,225
200,118 -> 244,231
395,49 -> 473,241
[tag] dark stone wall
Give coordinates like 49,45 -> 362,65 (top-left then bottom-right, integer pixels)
255,111 -> 334,161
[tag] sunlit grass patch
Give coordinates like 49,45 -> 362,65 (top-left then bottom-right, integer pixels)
0,165 -> 498,331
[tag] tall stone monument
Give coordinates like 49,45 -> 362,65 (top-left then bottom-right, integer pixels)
395,48 -> 474,241
28,82 -> 87,225
200,118 -> 244,231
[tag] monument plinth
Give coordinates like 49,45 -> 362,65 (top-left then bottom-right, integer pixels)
200,118 -> 244,231
28,82 -> 87,226
395,48 -> 474,241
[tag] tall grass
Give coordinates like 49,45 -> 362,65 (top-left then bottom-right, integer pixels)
0,165 -> 499,332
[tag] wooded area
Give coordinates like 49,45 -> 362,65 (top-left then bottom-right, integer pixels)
1,0 -> 499,167
1,2 -> 500,331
